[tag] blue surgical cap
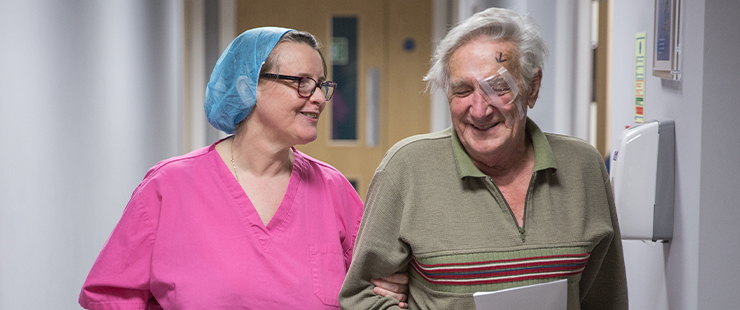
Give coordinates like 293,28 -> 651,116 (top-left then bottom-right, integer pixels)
204,27 -> 295,134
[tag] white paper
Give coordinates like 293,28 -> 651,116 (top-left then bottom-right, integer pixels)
473,279 -> 568,310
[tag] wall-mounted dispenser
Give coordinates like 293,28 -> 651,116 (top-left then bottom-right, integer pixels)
610,119 -> 675,241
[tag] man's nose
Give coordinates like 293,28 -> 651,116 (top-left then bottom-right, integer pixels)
469,89 -> 493,118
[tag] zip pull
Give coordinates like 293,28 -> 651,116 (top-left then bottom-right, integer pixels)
489,176 -> 526,242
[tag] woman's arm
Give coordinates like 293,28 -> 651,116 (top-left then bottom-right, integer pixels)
340,171 -> 413,310
79,186 -> 157,309
372,273 -> 409,309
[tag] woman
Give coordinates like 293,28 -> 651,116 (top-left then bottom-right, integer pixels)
80,27 -> 407,309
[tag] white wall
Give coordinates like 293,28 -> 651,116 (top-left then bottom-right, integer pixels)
610,1 -> 699,309
0,1 -> 182,309
526,0 -> 594,140
512,0 -> 559,135
696,1 -> 740,308
611,1 -> 702,309
430,0 -> 453,132
610,0 -> 740,309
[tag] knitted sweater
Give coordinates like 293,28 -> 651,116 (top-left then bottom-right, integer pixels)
339,119 -> 627,310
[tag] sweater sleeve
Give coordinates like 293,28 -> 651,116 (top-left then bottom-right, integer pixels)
339,170 -> 412,310
79,182 -> 159,310
579,163 -> 629,309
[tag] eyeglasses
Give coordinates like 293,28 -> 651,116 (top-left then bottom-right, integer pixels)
260,73 -> 337,100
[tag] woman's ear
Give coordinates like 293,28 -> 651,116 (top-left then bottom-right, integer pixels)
527,69 -> 543,109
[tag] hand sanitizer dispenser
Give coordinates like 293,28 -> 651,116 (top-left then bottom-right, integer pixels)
610,119 -> 675,241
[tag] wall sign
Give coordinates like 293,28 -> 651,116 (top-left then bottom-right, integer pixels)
653,0 -> 681,80
635,32 -> 647,123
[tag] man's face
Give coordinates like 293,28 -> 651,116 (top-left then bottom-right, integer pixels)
447,36 -> 529,166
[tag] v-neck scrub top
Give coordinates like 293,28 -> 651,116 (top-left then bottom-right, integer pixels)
79,141 -> 364,309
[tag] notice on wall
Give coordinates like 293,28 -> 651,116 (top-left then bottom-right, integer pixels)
635,32 -> 647,123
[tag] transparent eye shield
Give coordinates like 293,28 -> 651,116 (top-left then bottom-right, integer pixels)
467,64 -> 524,128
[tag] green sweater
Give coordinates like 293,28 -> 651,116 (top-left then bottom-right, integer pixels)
339,119 -> 627,309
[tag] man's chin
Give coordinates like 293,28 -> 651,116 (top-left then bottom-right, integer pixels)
464,141 -> 501,157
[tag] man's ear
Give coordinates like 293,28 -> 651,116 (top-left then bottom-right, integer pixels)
527,69 -> 542,109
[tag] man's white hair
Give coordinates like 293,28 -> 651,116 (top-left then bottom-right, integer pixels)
424,7 -> 548,96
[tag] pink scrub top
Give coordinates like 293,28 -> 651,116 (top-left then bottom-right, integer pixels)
79,141 -> 364,309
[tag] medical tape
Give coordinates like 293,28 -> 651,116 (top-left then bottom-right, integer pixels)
467,63 -> 515,127
496,67 -> 525,120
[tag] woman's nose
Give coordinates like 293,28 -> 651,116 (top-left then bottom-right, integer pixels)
309,87 -> 326,106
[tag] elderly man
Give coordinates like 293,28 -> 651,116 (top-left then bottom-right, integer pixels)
339,7 -> 627,310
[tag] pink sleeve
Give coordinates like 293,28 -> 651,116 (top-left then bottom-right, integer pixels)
79,182 -> 158,310
344,215 -> 363,271
340,179 -> 364,271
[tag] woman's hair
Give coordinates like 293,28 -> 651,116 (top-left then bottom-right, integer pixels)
424,7 -> 548,96
259,31 -> 328,79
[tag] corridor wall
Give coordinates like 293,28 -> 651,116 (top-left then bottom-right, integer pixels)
0,1 -> 182,309
609,1 -> 740,309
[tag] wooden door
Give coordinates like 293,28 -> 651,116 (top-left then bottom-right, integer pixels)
237,0 -> 431,199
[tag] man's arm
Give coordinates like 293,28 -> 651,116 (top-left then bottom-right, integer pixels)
579,163 -> 629,309
339,170 -> 412,309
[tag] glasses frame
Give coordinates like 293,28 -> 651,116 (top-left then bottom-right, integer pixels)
260,73 -> 337,100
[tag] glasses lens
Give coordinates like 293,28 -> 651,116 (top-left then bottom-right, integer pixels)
321,82 -> 336,100
298,77 -> 317,97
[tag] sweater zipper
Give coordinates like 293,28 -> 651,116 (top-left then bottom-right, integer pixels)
489,171 -> 537,243
521,171 -> 537,242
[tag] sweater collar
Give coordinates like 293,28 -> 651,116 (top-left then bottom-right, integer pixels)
451,117 -> 558,179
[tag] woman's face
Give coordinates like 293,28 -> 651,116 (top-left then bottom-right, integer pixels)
447,36 -> 529,166
252,42 -> 326,147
